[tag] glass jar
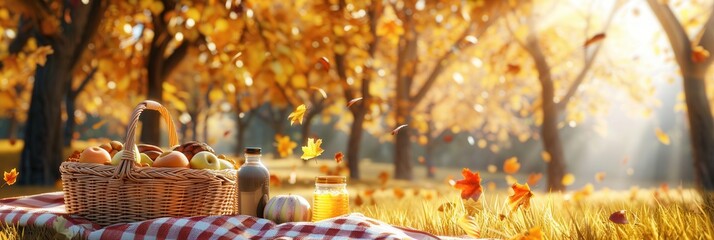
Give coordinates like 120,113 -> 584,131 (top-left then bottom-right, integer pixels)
312,176 -> 349,221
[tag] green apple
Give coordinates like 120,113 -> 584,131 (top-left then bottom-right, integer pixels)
139,153 -> 153,167
190,151 -> 221,170
111,145 -> 140,165
218,159 -> 235,170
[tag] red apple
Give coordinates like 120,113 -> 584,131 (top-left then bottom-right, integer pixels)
79,147 -> 112,164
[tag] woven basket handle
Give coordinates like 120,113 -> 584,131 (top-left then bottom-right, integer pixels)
114,100 -> 180,180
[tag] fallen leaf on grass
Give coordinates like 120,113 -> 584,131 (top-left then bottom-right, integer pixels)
393,188 -> 405,199
379,171 -> 389,186
609,210 -> 628,224
355,194 -> 364,206
508,183 -> 533,212
453,168 -> 483,202
510,226 -> 543,240
503,157 -> 520,174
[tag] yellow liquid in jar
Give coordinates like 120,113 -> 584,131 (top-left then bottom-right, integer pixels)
312,192 -> 349,221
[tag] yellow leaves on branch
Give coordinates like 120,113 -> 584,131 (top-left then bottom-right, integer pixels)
288,104 -> 307,125
301,138 -> 324,160
503,157 -> 520,174
274,135 -> 297,158
655,128 -> 670,145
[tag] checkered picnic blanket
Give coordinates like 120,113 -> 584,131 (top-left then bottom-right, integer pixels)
0,192 -> 440,239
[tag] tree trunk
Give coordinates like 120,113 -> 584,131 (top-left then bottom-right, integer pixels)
19,45 -> 70,185
528,39 -> 566,192
425,142 -> 435,179
236,122 -> 247,154
346,108 -> 366,180
7,112 -> 18,141
140,47 -> 164,145
63,92 -> 76,147
301,110 -> 317,146
682,73 -> 714,189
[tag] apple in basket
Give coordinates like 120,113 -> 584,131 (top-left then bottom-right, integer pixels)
218,159 -> 235,170
153,151 -> 190,168
79,147 -> 112,164
190,152 -> 221,170
110,145 -> 141,165
139,153 -> 153,167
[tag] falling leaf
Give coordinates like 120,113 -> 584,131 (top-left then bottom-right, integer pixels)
378,171 -> 389,186
355,194 -> 364,206
510,226 -> 543,240
334,152 -> 344,164
275,135 -> 297,158
506,64 -> 521,74
595,172 -> 606,182
660,183 -> 669,194
573,183 -> 594,202
584,33 -> 606,47
269,174 -> 282,187
692,45 -> 710,63
562,173 -> 575,186
223,130 -> 231,138
453,168 -> 483,202
508,182 -> 533,212
527,173 -> 543,186
467,136 -> 475,145
393,188 -> 405,199
391,124 -> 408,135
541,151 -> 551,163
3,168 -> 17,186
506,175 -> 517,185
364,189 -> 376,197
457,216 -> 480,237
443,135 -> 453,143
9,138 -> 16,146
288,104 -> 307,125
91,120 -> 107,130
609,210 -> 628,224
311,87 -> 328,99
347,97 -> 363,108
503,157 -> 520,174
318,57 -> 330,71
498,214 -> 506,221
488,164 -> 497,173
655,128 -> 670,145
300,138 -> 325,160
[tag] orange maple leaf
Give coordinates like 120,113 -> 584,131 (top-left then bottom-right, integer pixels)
378,171 -> 389,186
508,182 -> 533,212
527,173 -> 543,186
269,174 -> 281,187
503,157 -> 520,174
453,168 -> 483,202
334,152 -> 344,164
4,168 -> 18,186
692,45 -> 710,63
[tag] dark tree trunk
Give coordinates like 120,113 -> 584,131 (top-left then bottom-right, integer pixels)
346,107 -> 366,180
19,45 -> 70,185
301,113 -> 314,146
682,74 -> 714,189
18,0 -> 104,185
393,14 -> 417,180
236,123 -> 247,154
425,143 -> 435,179
7,113 -> 18,141
63,93 -> 76,147
528,39 -> 566,192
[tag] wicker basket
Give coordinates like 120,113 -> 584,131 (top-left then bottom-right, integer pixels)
60,100 -> 237,226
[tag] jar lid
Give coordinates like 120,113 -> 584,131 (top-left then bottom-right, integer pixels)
244,147 -> 261,154
316,176 -> 346,184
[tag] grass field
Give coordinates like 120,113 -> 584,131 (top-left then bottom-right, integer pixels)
0,140 -> 713,239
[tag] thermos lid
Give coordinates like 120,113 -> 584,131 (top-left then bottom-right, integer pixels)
244,147 -> 261,154
316,176 -> 346,184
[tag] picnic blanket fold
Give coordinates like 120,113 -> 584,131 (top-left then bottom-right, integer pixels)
0,192 -> 440,240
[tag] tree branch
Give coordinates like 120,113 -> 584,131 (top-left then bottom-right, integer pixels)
71,66 -> 98,97
696,3 -> 714,66
9,16 -> 33,54
160,41 -> 189,79
645,0 -> 692,69
68,0 -> 105,72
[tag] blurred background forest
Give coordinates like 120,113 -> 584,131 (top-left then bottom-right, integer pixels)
1,0 -> 714,192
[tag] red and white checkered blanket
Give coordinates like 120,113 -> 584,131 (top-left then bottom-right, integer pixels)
0,192 -> 440,239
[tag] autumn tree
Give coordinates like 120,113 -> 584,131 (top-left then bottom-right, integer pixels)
7,0 -> 106,185
385,0 -> 502,180
646,0 -> 714,190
